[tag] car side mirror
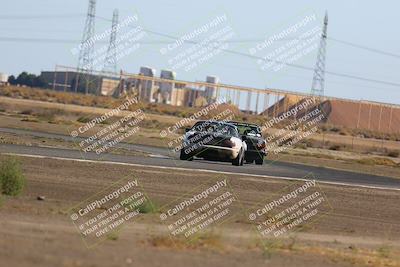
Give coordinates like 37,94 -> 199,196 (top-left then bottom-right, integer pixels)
241,135 -> 247,141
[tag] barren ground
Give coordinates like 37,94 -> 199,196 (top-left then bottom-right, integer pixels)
0,155 -> 399,267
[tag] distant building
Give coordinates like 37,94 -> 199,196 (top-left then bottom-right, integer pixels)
40,71 -> 79,91
40,71 -> 119,96
0,73 -> 9,86
99,77 -> 120,96
170,82 -> 187,106
159,70 -> 176,104
38,68 -> 221,107
204,76 -> 219,103
185,87 -> 205,107
138,66 -> 156,102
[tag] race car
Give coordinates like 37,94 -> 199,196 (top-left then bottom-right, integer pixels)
179,120 -> 247,166
228,121 -> 267,165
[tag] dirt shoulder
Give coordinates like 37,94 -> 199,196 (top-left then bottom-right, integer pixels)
0,155 -> 399,267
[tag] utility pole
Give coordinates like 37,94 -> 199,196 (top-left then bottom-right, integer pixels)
76,0 -> 96,94
311,12 -> 328,96
103,9 -> 119,73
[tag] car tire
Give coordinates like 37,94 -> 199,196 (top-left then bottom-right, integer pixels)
255,155 -> 264,165
232,148 -> 243,166
180,150 -> 193,161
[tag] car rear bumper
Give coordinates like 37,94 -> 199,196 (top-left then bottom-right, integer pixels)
183,144 -> 240,159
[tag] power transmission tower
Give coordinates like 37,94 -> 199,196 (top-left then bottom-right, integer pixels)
311,12 -> 328,96
78,0 -> 96,72
76,0 -> 96,94
103,9 -> 119,73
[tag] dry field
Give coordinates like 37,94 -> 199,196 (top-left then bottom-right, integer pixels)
0,155 -> 399,267
0,94 -> 399,178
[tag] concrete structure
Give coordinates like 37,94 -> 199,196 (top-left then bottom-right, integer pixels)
0,73 -> 9,86
99,77 -> 120,96
40,71 -> 119,96
40,71 -> 78,91
170,86 -> 186,106
204,76 -> 219,103
185,87 -> 205,107
263,95 -> 400,134
138,67 -> 156,102
167,81 -> 206,107
159,70 -> 176,104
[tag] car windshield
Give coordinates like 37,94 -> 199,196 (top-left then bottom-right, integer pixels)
192,121 -> 236,136
235,125 -> 261,136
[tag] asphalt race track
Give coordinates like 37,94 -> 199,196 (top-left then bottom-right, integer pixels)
1,127 -> 399,190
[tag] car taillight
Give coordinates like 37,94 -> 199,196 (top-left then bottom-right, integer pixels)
257,141 -> 266,149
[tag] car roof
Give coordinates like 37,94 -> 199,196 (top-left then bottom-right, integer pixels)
193,120 -> 238,129
195,120 -> 233,125
227,121 -> 260,127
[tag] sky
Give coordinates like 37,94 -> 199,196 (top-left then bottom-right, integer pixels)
0,0 -> 399,105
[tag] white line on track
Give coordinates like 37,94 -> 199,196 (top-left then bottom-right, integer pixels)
3,152 -> 400,191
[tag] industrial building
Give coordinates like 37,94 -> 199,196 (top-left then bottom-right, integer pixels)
137,67 -> 157,102
40,71 -> 119,96
0,73 -> 9,86
204,76 -> 219,104
40,66 -> 221,108
159,70 -> 176,104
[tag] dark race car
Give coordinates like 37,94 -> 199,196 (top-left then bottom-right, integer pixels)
228,121 -> 267,165
179,120 -> 247,166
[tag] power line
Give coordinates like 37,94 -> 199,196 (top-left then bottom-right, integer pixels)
328,37 -> 400,59
1,34 -> 399,88
0,13 -> 399,88
0,14 -> 85,20
95,15 -> 112,22
99,17 -> 400,58
1,13 -> 399,59
0,36 -> 314,43
142,28 -> 400,88
212,62 -> 400,93
0,27 -> 78,33
0,35 -> 317,44
0,37 -> 81,43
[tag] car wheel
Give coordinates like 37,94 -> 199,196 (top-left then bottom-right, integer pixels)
232,149 -> 243,166
180,150 -> 193,161
255,155 -> 264,165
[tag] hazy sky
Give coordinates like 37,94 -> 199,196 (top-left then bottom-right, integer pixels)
1,0 -> 399,105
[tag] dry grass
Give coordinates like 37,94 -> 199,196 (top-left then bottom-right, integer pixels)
357,157 -> 398,167
252,237 -> 400,266
300,245 -> 400,267
253,236 -> 299,259
0,86 -> 240,120
148,232 -> 224,251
